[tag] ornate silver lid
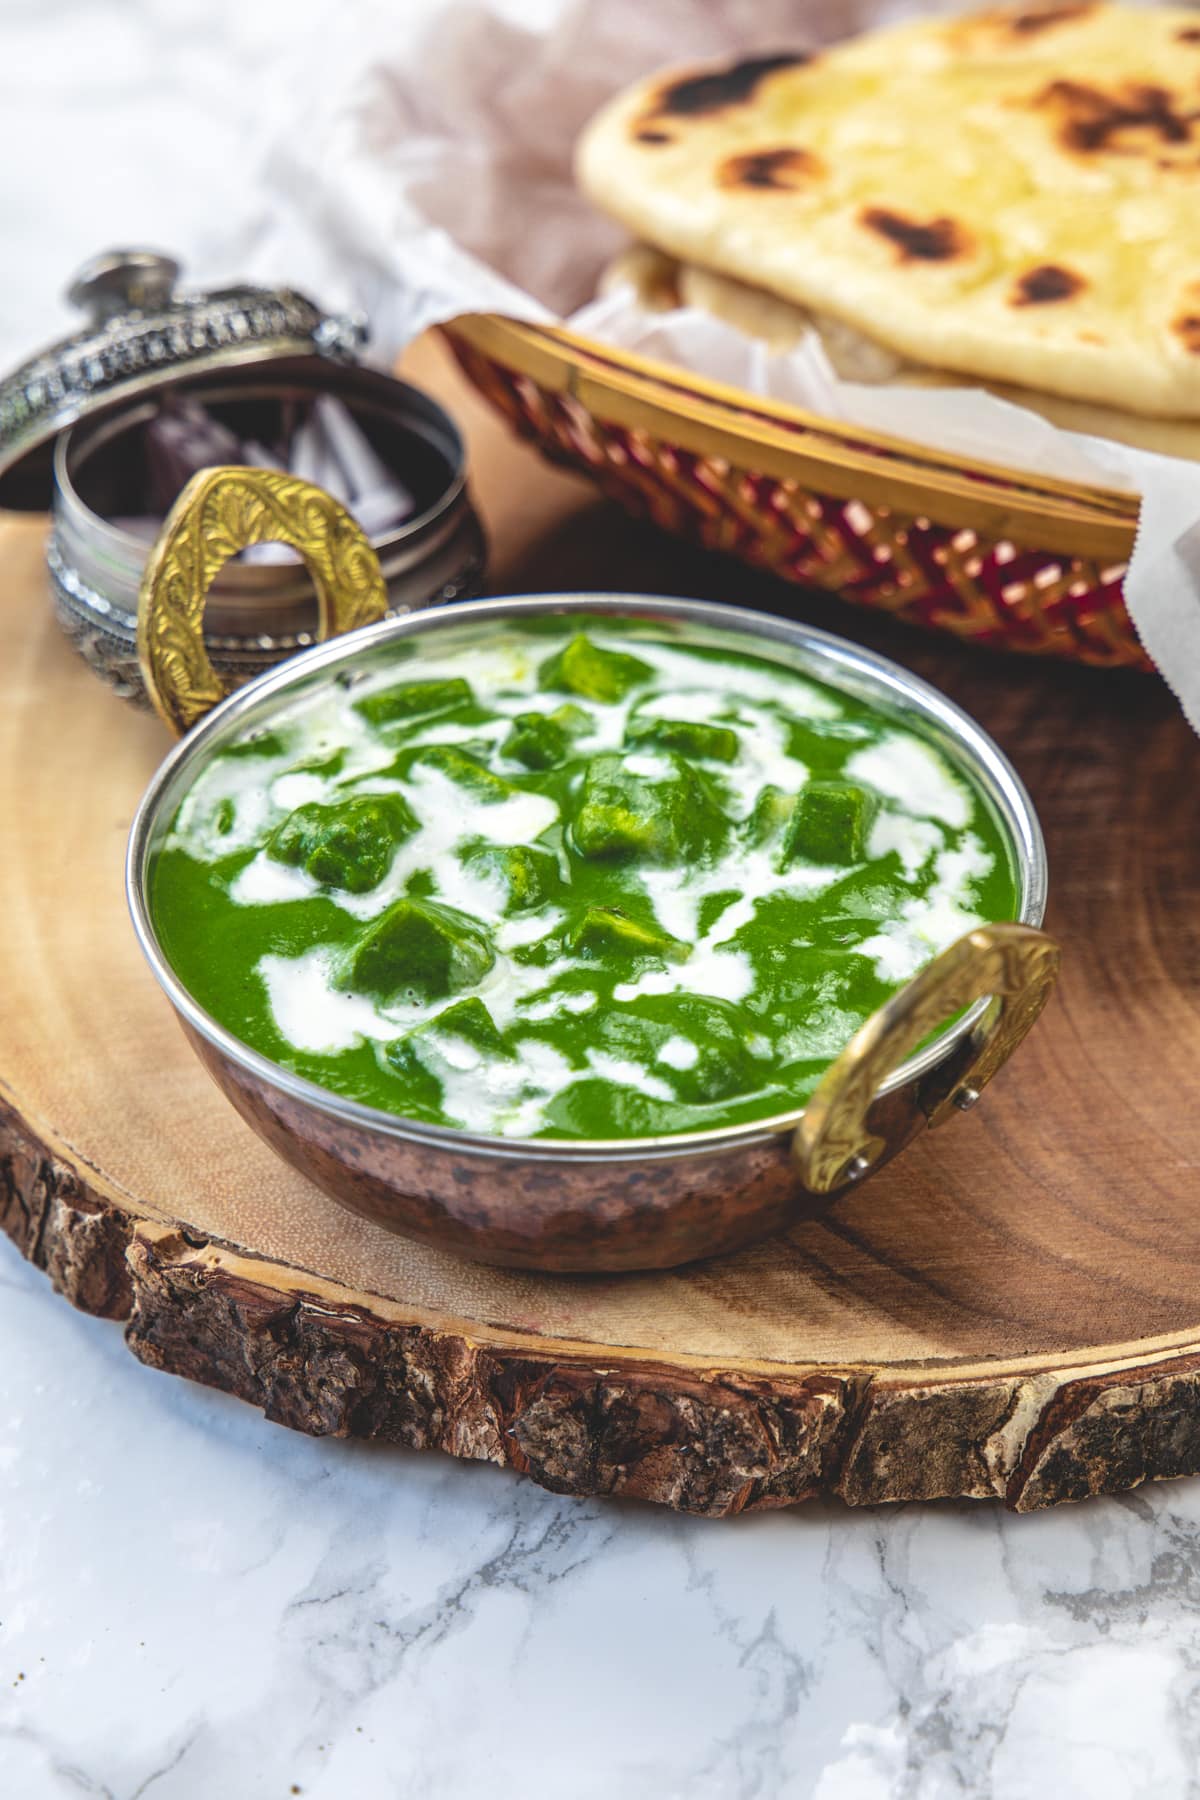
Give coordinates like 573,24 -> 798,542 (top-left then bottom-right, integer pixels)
0,249 -> 367,509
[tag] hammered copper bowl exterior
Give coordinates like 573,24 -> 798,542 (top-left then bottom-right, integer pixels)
182,1022 -> 926,1272
128,593 -> 1047,1273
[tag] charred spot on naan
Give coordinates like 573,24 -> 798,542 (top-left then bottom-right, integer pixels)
945,4 -> 1096,48
643,53 -> 810,124
859,209 -> 971,263
1174,315 -> 1200,352
1003,3 -> 1097,32
634,129 -> 674,146
1036,79 -> 1200,155
1012,264 -> 1086,304
1177,26 -> 1200,42
718,147 -> 822,191
993,3 -> 1093,33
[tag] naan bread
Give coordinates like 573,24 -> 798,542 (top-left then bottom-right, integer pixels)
578,5 -> 1200,421
599,243 -> 1200,458
599,245 -> 913,376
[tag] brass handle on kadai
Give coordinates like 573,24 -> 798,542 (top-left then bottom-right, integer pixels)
792,921 -> 1061,1195
137,466 -> 390,736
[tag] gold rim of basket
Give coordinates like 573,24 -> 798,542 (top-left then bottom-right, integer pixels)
446,313 -> 1140,563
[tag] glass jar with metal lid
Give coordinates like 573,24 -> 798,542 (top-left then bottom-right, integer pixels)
0,249 -> 486,704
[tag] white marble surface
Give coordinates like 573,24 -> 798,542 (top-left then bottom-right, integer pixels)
4,2 -> 1200,1795
5,1248 -> 1200,1800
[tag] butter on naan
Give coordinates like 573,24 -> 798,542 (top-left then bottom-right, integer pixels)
578,6 -> 1200,422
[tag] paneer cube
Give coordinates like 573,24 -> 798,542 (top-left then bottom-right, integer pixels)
780,781 -> 878,867
340,898 -> 495,1001
460,842 -> 561,913
745,784 -> 796,847
267,793 -> 417,894
572,751 -> 727,864
501,704 -> 591,771
564,905 -> 689,963
624,715 -> 738,762
410,745 -> 521,802
386,996 -> 507,1075
353,677 -> 473,727
537,634 -> 651,703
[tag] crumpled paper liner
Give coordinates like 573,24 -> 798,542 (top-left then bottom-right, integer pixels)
237,0 -> 1200,727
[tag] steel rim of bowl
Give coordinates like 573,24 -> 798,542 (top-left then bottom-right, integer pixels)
126,591 -> 1048,1166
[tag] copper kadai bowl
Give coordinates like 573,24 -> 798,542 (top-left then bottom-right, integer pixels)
127,468 -> 1059,1273
443,314 -> 1145,671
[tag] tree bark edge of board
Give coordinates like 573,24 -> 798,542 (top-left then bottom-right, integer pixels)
5,1096 -> 1199,1516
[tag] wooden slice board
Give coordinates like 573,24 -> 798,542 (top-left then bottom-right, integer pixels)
5,334 -> 1200,1515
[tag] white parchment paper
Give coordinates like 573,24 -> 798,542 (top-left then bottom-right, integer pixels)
240,0 -> 1200,724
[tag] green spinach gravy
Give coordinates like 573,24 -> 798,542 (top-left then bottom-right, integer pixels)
150,618 -> 1019,1140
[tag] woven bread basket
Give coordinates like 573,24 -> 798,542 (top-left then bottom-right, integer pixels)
444,313 -> 1146,669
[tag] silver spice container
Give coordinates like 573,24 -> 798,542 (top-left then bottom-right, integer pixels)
0,250 -> 486,705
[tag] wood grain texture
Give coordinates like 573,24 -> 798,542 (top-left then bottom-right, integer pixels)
3,332 -> 1199,1513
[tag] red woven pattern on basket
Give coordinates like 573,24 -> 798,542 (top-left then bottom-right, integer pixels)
451,338 -> 1148,671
